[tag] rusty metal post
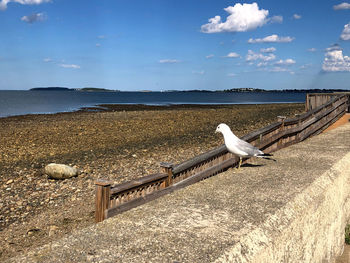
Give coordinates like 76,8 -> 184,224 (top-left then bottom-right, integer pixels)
95,180 -> 111,223
160,162 -> 174,187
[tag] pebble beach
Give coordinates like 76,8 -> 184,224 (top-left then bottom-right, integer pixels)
0,103 -> 304,261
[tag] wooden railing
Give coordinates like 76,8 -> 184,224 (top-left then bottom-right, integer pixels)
306,92 -> 350,112
95,94 -> 348,223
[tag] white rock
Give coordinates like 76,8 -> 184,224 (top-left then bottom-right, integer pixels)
45,163 -> 78,180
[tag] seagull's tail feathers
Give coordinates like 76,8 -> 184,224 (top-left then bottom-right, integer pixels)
257,153 -> 276,161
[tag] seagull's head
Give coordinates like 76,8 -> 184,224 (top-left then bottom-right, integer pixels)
215,123 -> 230,134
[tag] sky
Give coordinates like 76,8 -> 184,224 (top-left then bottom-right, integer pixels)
1,0 -> 350,91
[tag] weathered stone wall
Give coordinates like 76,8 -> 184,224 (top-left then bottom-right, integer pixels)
216,152 -> 350,262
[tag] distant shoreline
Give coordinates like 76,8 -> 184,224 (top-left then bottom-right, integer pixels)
1,102 -> 305,120
83,102 -> 305,113
29,87 -> 350,93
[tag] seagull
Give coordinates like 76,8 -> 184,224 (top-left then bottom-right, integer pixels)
215,123 -> 275,169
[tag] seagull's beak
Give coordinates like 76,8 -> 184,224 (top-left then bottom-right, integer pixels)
215,128 -> 219,133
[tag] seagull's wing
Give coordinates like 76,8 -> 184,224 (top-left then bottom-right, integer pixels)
235,138 -> 263,157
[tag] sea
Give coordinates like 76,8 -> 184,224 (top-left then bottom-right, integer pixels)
0,90 -> 307,118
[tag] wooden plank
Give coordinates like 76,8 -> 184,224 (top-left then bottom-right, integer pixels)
257,99 -> 347,152
172,157 -> 238,189
299,104 -> 347,141
314,95 -> 346,114
305,93 -> 310,111
294,95 -> 345,123
106,157 -> 238,219
172,145 -> 227,175
95,180 -> 111,223
110,173 -> 168,195
241,122 -> 281,142
160,162 -> 174,187
106,186 -> 176,218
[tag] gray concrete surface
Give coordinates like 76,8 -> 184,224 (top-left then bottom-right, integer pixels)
7,123 -> 350,263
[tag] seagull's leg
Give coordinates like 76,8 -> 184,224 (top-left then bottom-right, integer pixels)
237,157 -> 242,170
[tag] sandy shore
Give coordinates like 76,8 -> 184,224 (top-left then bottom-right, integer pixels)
0,103 -> 304,260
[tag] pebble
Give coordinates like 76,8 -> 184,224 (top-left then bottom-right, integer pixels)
6,179 -> 13,185
49,225 -> 59,237
27,228 -> 40,237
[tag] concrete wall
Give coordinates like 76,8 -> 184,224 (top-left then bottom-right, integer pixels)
216,153 -> 350,262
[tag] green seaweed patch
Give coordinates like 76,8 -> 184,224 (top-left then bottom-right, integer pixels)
345,224 -> 350,244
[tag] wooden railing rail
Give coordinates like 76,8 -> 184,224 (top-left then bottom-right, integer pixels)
306,92 -> 350,112
171,95 -> 348,179
95,94 -> 348,223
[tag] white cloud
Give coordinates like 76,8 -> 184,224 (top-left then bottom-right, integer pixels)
21,12 -> 46,23
0,0 -> 51,10
269,67 -> 289,72
248,34 -> 294,43
333,2 -> 350,10
159,59 -> 180,64
192,70 -> 205,75
60,64 -> 80,69
257,62 -> 268,67
97,35 -> 106,39
293,14 -> 302,19
300,63 -> 312,69
43,57 -> 52,62
260,47 -> 276,53
246,50 -> 276,62
245,51 -> 295,72
227,73 -> 236,77
95,43 -> 101,47
224,52 -> 240,58
206,54 -> 214,59
322,44 -> 350,72
258,63 -> 295,75
274,59 -> 296,66
201,2 -> 269,33
269,15 -> 283,24
308,48 -> 317,52
325,44 -> 342,52
340,23 -> 350,40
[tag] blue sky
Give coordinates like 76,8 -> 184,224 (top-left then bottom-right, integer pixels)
1,0 -> 350,91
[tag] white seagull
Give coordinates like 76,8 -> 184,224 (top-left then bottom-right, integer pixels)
215,123 -> 274,169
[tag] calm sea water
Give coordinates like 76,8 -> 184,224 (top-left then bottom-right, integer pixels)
0,90 -> 306,118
